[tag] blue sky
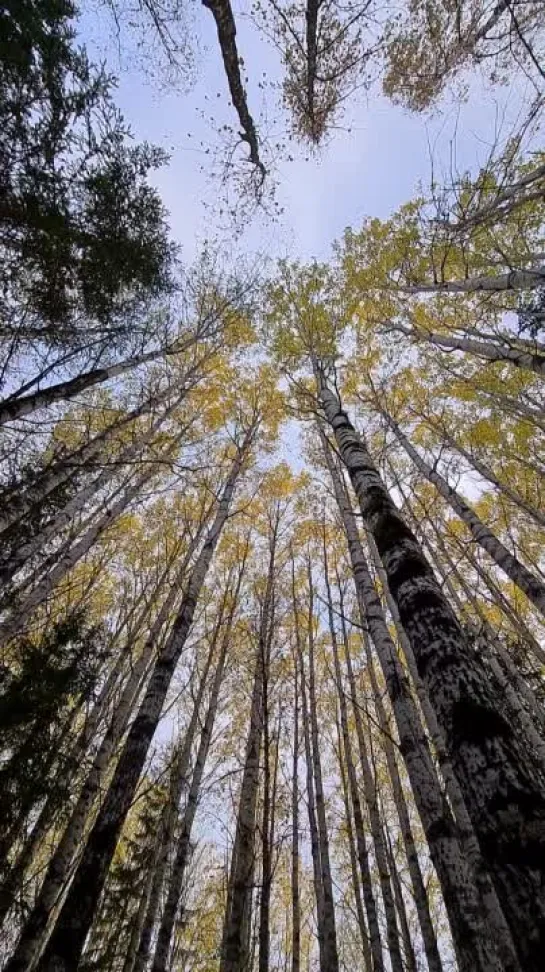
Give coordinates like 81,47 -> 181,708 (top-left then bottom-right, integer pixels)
79,3 -> 537,268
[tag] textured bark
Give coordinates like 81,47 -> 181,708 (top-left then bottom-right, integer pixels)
323,535 -> 399,972
305,561 -> 339,972
0,331 -> 201,426
384,410 -> 545,619
320,424 -> 489,970
335,720 -> 373,972
362,525 -> 517,969
315,409 -> 505,972
316,364 -> 545,972
201,0 -> 265,177
401,267 -> 545,294
35,437 -> 252,972
219,530 -> 276,972
393,322 -> 545,377
338,565 -> 443,972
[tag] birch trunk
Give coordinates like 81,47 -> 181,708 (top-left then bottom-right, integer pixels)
393,323 -> 545,377
383,410 -> 545,618
131,618 -> 222,972
0,467 -> 157,647
401,267 -> 545,295
340,571 -> 444,972
316,413 -> 507,972
150,609 -> 233,972
145,554 -> 247,972
323,536 -> 400,972
335,720 -> 373,972
316,364 -> 545,972
0,395 -> 186,589
0,330 -> 202,426
305,561 -> 339,972
291,662 -> 301,972
34,438 -> 251,972
219,599 -> 269,972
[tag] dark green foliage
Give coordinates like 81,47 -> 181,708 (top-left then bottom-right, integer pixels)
0,0 -> 175,345
0,612 -> 109,857
82,779 -> 167,972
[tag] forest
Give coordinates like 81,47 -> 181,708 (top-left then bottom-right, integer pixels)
0,2 -> 545,972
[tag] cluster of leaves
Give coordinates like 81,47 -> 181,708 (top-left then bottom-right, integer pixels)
1,0 -> 176,345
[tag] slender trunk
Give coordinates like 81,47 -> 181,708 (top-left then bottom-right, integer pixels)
291,664 -> 301,972
383,409 -> 545,618
394,323 -> 545,377
258,657 -> 272,972
383,824 -> 417,972
337,566 -> 443,972
150,604 -> 235,972
33,439 -> 252,972
323,534 -> 400,972
219,530 -> 276,972
335,719 -> 373,972
401,266 -> 545,295
316,364 -> 545,971
145,553 -> 247,972
306,561 -> 339,972
0,331 -> 201,426
0,396 -> 187,589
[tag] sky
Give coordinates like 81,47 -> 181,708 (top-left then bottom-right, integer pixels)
79,2 -> 538,269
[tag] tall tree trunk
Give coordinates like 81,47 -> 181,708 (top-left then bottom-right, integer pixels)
150,592 -> 238,972
392,322 -> 545,377
130,604 -> 226,972
305,560 -> 340,972
400,266 -> 545,295
383,822 -> 417,972
319,421 -> 504,971
323,532 -> 401,972
290,660 -> 301,972
0,330 -> 203,426
335,718 -> 373,972
147,551 -> 248,972
219,528 -> 276,972
383,408 -> 545,618
315,362 -> 545,972
336,564 -> 443,972
33,435 -> 253,972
